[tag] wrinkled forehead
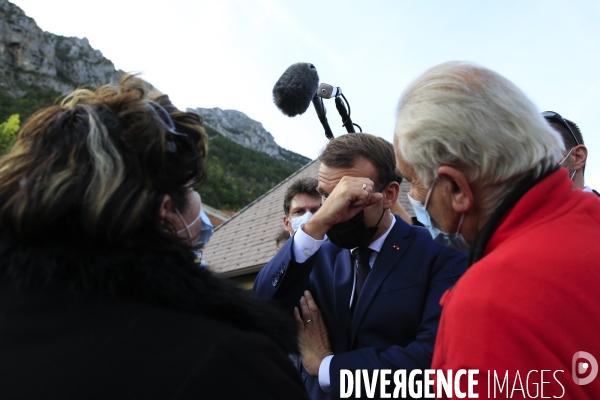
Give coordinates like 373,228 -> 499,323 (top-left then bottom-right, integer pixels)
317,158 -> 378,193
290,193 -> 321,208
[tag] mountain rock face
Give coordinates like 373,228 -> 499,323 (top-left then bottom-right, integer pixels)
0,0 -> 122,98
0,0 -> 310,170
189,107 -> 310,167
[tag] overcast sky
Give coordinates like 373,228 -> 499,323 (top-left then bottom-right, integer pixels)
10,0 -> 600,189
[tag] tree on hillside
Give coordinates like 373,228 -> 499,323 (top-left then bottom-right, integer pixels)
0,114 -> 20,154
198,135 -> 298,212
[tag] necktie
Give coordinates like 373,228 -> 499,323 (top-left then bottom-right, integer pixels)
351,247 -> 373,310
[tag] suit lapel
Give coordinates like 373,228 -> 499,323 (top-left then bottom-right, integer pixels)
332,249 -> 353,347
350,216 -> 411,344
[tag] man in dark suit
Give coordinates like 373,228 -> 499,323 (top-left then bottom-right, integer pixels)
254,133 -> 467,399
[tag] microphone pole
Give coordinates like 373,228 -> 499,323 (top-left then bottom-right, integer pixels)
334,96 -> 355,133
317,83 -> 359,134
312,96 -> 334,140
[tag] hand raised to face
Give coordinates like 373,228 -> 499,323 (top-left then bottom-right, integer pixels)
303,158 -> 384,240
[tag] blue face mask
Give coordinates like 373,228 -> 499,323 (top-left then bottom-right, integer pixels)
407,182 -> 470,253
176,208 -> 213,267
197,209 -> 214,247
176,208 -> 213,247
193,211 -> 213,267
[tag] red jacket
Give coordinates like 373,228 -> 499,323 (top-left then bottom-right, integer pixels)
432,168 -> 600,399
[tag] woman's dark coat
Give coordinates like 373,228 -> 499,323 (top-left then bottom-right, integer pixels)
0,237 -> 309,400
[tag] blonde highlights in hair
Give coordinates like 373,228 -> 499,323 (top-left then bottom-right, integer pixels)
0,75 -> 207,244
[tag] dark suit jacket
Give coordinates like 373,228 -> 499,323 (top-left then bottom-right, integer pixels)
254,215 -> 467,399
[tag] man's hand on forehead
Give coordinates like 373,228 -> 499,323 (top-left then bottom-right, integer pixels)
318,177 -> 378,197
304,176 -> 383,240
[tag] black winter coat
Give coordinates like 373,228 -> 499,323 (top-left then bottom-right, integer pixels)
0,237 -> 309,400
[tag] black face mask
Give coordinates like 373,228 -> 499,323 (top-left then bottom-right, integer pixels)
326,209 -> 386,249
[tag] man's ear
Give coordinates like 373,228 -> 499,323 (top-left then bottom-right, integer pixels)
437,166 -> 473,214
283,215 -> 293,235
572,145 -> 588,171
381,181 -> 400,209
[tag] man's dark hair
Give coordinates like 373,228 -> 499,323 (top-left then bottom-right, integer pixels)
546,116 -> 586,175
547,118 -> 584,149
318,133 -> 401,189
283,177 -> 319,216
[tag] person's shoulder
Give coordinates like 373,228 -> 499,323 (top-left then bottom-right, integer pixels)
386,216 -> 467,276
392,215 -> 441,247
111,301 -> 308,398
400,218 -> 467,260
175,321 -> 309,399
578,189 -> 600,222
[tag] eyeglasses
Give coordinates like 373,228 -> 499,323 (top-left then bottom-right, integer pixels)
542,111 -> 579,147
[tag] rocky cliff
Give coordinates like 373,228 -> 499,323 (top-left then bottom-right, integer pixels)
0,0 -> 310,169
189,107 -> 310,167
0,0 -> 122,98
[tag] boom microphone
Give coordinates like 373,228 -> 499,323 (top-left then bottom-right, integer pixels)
272,63 -> 319,117
317,83 -> 356,133
316,83 -> 342,99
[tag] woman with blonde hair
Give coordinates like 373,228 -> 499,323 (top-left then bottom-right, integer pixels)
0,75 -> 308,400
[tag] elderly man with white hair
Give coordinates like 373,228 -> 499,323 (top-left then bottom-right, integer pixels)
394,61 -> 600,398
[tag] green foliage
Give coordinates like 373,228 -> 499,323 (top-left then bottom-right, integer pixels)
198,135 -> 302,211
0,114 -> 20,154
281,147 -> 313,168
0,86 -> 62,123
203,125 -> 221,138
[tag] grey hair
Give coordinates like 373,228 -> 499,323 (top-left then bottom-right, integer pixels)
395,61 -> 564,219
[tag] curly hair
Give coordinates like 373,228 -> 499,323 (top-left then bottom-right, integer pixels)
0,74 -> 208,255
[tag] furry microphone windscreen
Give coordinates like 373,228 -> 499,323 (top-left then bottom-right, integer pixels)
272,63 -> 319,117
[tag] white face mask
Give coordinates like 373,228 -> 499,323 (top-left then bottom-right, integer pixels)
407,181 -> 470,253
175,207 -> 202,244
288,211 -> 314,236
559,147 -> 574,166
559,148 -> 577,180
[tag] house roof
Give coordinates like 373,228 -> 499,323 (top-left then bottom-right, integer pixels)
203,159 -> 415,278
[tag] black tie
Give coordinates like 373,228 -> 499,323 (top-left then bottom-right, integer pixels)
351,247 -> 373,310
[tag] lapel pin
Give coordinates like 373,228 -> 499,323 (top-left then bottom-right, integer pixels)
392,245 -> 400,250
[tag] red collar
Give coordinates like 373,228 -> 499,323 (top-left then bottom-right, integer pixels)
485,168 -> 575,256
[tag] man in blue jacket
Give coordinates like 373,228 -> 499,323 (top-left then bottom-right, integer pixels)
254,133 -> 466,399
